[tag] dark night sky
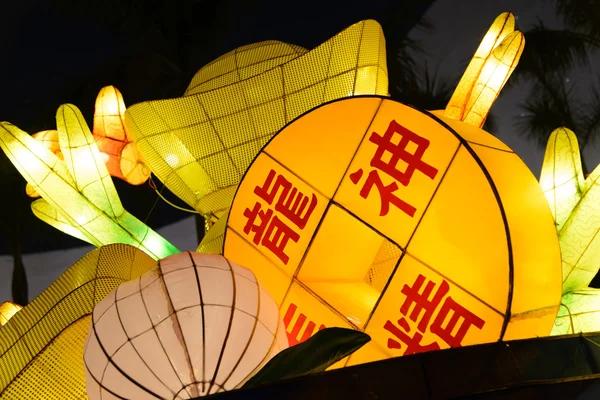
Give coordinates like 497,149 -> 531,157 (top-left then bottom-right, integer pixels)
1,0 -> 598,301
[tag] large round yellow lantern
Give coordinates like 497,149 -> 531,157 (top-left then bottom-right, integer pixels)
221,96 -> 562,367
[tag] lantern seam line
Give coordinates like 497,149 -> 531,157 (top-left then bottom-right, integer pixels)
187,251 -> 208,393
362,143 -> 462,329
218,267 -> 262,390
192,95 -> 244,185
92,294 -> 163,399
137,271 -> 190,396
129,63 -> 384,139
187,50 -> 304,95
206,257 -> 238,394
114,290 -> 174,397
157,257 -> 198,398
222,96 -> 384,323
350,21 -> 366,96
278,99 -> 386,316
422,109 -> 514,341
467,141 -> 514,154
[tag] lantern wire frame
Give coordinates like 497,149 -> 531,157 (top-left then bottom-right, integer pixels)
0,244 -> 157,400
124,19 -> 389,222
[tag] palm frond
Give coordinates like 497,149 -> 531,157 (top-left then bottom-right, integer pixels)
580,84 -> 600,147
393,62 -> 458,111
555,0 -> 600,38
511,22 -> 592,85
516,79 -> 584,146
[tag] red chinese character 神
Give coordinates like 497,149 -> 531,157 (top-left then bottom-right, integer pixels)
243,169 -> 317,265
350,120 -> 438,217
283,303 -> 326,347
384,274 -> 485,355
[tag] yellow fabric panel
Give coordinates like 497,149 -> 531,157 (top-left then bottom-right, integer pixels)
2,317 -> 90,400
504,307 -> 560,340
539,128 -> 584,232
471,144 -> 562,319
266,97 -> 383,198
186,41 -> 308,95
364,254 -> 504,359
227,153 -> 328,276
430,110 -> 512,151
297,204 -> 401,327
0,244 -> 156,399
408,146 -> 510,314
124,19 -> 389,218
334,100 -> 459,248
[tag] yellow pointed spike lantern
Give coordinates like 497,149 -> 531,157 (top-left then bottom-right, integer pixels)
443,12 -> 524,128
221,96 -> 561,366
0,105 -> 178,260
92,86 -> 151,185
124,20 -> 389,222
538,127 -> 600,335
540,127 -> 600,294
0,244 -> 157,400
0,302 -> 22,327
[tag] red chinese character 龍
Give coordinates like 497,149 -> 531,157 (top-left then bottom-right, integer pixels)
243,169 -> 317,264
350,120 -> 438,217
384,274 -> 485,355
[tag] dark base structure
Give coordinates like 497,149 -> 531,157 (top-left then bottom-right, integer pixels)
207,332 -> 600,399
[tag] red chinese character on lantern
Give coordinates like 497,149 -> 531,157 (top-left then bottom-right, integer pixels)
243,169 -> 317,265
283,303 -> 326,347
384,274 -> 485,355
350,120 -> 438,217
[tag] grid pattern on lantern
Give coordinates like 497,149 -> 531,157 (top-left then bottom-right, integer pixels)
84,252 -> 286,399
185,41 -> 308,95
124,19 -> 388,218
364,240 -> 403,292
0,244 -> 156,400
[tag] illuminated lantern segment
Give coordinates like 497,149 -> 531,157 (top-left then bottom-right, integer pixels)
223,96 -> 562,366
84,252 -> 288,399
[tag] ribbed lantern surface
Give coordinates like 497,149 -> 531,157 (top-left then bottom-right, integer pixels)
84,251 -> 288,399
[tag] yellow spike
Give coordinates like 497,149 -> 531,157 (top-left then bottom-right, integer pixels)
539,127 -> 584,230
444,12 -> 518,125
462,31 -> 525,127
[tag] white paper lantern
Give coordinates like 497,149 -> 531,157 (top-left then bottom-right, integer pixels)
83,251 -> 288,399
